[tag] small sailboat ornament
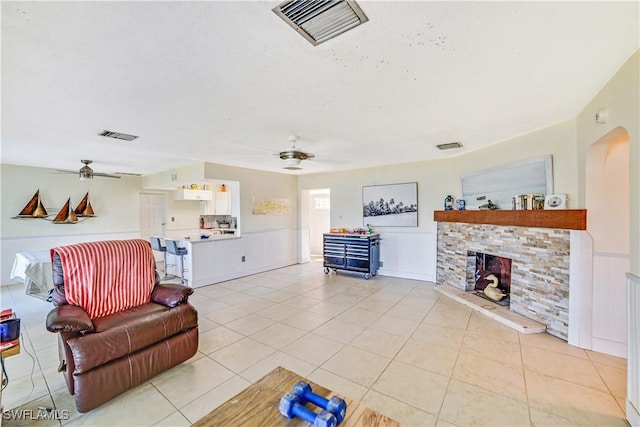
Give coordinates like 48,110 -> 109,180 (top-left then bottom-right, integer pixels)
52,198 -> 79,224
74,192 -> 95,217
17,190 -> 48,218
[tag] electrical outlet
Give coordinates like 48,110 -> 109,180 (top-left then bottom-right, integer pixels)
241,256 -> 246,262
171,217 -> 175,222
379,261 -> 384,267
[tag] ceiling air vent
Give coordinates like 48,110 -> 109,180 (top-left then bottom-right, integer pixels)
99,130 -> 139,141
436,142 -> 463,150
273,0 -> 368,46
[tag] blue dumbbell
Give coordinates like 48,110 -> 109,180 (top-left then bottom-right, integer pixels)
279,393 -> 337,427
292,381 -> 347,424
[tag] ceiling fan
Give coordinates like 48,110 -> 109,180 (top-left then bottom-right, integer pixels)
56,160 -> 121,181
278,136 -> 315,170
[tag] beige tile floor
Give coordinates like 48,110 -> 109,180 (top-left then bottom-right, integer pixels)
1,260 -> 628,426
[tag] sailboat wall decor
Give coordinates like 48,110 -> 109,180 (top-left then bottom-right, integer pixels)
17,190 -> 48,218
52,198 -> 79,224
74,192 -> 95,217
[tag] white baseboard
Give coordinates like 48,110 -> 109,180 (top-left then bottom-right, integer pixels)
628,399 -> 640,427
592,338 -> 627,359
377,268 -> 434,282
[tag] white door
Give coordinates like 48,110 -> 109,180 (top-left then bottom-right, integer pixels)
140,193 -> 167,261
309,190 -> 330,257
300,188 -> 330,262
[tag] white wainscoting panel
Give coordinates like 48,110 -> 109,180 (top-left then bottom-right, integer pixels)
189,228 -> 298,287
299,226 -> 311,263
376,230 -> 436,281
592,252 -> 630,357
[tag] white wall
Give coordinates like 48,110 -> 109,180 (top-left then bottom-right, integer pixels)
202,162 -> 298,234
2,161 -> 300,285
575,50 -> 639,424
448,120 -> 579,206
1,164 -> 144,283
298,161 -> 446,281
297,119 -> 579,281
577,50 -> 639,275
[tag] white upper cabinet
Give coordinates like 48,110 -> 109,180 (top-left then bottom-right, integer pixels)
200,191 -> 231,215
174,189 -> 213,201
214,192 -> 231,215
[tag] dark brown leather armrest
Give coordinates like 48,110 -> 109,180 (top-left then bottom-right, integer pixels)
46,305 -> 95,334
150,283 -> 194,308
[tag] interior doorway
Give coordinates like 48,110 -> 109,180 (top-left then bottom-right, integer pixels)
300,188 -> 330,263
140,193 -> 167,263
585,126 -> 630,357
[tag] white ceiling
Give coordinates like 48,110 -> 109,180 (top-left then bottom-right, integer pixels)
2,1 -> 638,176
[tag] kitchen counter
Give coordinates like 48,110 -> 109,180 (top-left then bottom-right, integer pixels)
180,234 -> 240,243
160,234 -> 244,287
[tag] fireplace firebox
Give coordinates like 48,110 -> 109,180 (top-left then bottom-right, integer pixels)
473,252 -> 512,306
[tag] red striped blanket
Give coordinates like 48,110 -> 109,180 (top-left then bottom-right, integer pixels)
51,239 -> 156,319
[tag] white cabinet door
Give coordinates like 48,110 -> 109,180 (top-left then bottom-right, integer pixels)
199,193 -> 231,214
198,190 -> 213,201
200,200 -> 216,215
174,189 -> 213,201
223,237 -> 244,274
215,192 -> 231,215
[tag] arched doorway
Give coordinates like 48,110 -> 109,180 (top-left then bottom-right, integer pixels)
585,126 -> 630,357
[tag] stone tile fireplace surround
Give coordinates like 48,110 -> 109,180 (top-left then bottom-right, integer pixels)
434,209 -> 591,345
437,222 -> 570,339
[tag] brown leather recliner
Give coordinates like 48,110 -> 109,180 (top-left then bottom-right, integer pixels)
45,239 -> 198,413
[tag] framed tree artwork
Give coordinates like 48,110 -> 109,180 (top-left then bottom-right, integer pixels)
362,182 -> 418,227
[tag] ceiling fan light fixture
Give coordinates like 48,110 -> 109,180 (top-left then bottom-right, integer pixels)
279,151 -> 312,161
79,160 -> 94,180
283,157 -> 303,169
79,170 -> 93,181
278,135 -> 314,169
284,157 -> 302,167
283,164 -> 303,171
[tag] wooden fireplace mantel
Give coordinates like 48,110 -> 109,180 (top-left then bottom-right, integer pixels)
433,209 -> 587,230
